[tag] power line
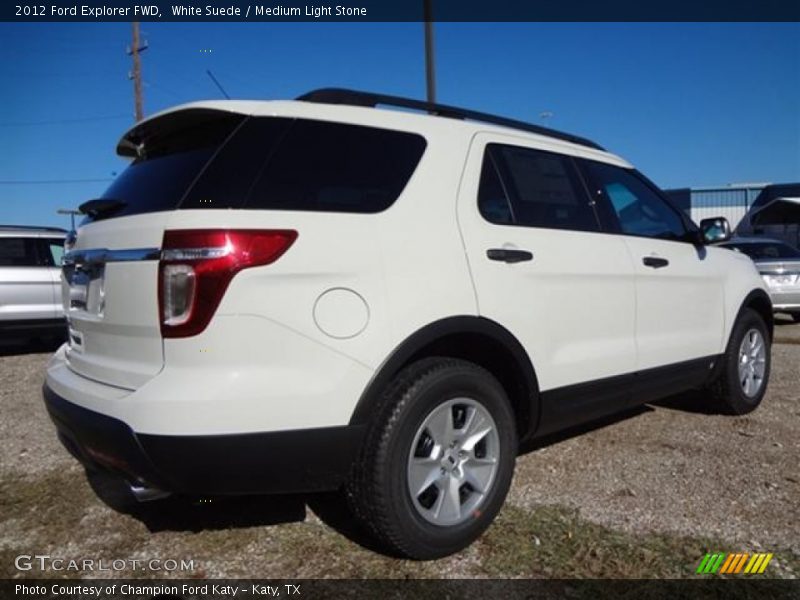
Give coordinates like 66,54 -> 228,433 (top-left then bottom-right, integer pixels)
0,114 -> 129,127
0,178 -> 113,185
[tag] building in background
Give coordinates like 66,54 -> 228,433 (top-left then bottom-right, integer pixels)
664,183 -> 800,248
664,183 -> 767,229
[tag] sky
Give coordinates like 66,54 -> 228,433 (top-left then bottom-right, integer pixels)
1,22 -> 798,228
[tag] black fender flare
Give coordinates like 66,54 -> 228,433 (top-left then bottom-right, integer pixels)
734,288 -> 774,342
348,315 -> 541,439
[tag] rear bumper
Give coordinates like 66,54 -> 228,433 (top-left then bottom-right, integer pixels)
767,288 -> 800,312
43,384 -> 365,495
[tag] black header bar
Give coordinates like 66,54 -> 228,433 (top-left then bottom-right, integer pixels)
5,1 -> 800,22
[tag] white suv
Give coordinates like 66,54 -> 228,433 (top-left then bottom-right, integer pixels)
44,89 -> 772,559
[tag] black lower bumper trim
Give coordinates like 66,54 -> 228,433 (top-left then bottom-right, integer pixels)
43,385 -> 365,495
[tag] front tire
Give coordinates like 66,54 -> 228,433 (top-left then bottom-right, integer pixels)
705,308 -> 771,414
345,357 -> 517,559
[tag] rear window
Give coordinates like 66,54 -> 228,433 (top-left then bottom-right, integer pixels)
85,109 -> 247,222
88,112 -> 427,221
725,242 -> 800,260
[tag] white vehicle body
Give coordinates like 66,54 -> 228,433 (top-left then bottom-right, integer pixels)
43,89 -> 772,505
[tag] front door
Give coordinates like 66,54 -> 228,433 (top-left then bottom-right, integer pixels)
578,160 -> 725,371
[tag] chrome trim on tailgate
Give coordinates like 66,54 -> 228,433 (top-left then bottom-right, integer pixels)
63,247 -> 160,265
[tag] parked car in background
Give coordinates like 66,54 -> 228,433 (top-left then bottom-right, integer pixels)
718,237 -> 800,322
0,225 -> 67,343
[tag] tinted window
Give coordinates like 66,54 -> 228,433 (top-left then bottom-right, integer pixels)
0,238 -> 40,267
181,117 -> 293,210
85,110 -> 246,222
582,161 -> 686,241
478,152 -> 513,224
43,238 -> 65,266
483,144 -> 598,231
725,242 -> 800,260
246,119 -> 426,213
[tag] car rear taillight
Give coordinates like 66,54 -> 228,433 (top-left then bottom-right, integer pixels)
158,229 -> 298,338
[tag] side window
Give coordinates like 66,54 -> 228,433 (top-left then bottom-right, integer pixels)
43,239 -> 65,266
481,144 -> 599,232
581,161 -> 687,241
0,237 -> 40,267
477,152 -> 514,225
246,119 -> 427,213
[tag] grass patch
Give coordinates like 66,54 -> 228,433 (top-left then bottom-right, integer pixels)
2,468 -> 797,581
478,504 -> 799,579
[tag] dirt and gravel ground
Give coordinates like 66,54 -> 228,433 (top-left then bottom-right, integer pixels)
1,316 -> 798,579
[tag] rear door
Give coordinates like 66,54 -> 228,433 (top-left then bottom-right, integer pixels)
457,136 -> 637,407
0,236 -> 55,322
63,109 -> 246,389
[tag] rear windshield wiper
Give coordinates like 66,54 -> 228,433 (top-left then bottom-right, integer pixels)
78,198 -> 127,217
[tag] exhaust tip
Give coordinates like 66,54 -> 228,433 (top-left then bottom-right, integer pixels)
129,482 -> 171,502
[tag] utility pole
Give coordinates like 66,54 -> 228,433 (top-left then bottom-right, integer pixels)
127,22 -> 148,122
423,0 -> 436,104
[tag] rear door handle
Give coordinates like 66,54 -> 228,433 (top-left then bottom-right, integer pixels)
642,256 -> 669,269
487,248 -> 533,263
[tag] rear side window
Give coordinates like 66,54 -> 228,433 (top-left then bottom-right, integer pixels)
478,152 -> 514,225
233,119 -> 425,213
0,238 -> 40,267
726,242 -> 800,260
479,144 -> 599,232
43,238 -> 65,266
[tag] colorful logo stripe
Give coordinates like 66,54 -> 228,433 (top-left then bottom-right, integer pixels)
696,552 -> 773,574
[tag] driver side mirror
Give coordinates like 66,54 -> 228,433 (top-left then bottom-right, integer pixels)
699,217 -> 732,244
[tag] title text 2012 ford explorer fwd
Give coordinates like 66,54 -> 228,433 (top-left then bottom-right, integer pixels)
43,89 -> 772,559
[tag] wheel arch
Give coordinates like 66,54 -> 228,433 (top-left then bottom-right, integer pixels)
736,288 -> 774,342
349,316 -> 541,442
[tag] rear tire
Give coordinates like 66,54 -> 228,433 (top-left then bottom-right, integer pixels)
791,312 -> 800,323
345,357 -> 517,560
705,308 -> 771,415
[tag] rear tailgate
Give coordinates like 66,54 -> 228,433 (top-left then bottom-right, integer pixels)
62,107 -> 247,389
63,214 -> 168,389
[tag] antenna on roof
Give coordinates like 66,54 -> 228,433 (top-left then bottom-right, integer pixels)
57,209 -> 81,231
206,70 -> 231,100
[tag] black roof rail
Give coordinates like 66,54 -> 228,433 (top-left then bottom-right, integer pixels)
296,88 -> 605,151
0,225 -> 67,233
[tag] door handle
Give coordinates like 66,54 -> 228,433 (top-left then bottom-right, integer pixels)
642,256 -> 669,269
487,248 -> 533,263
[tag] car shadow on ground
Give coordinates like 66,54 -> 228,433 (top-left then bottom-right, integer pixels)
518,405 -> 654,456
88,466 -> 393,553
86,469 -> 307,533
